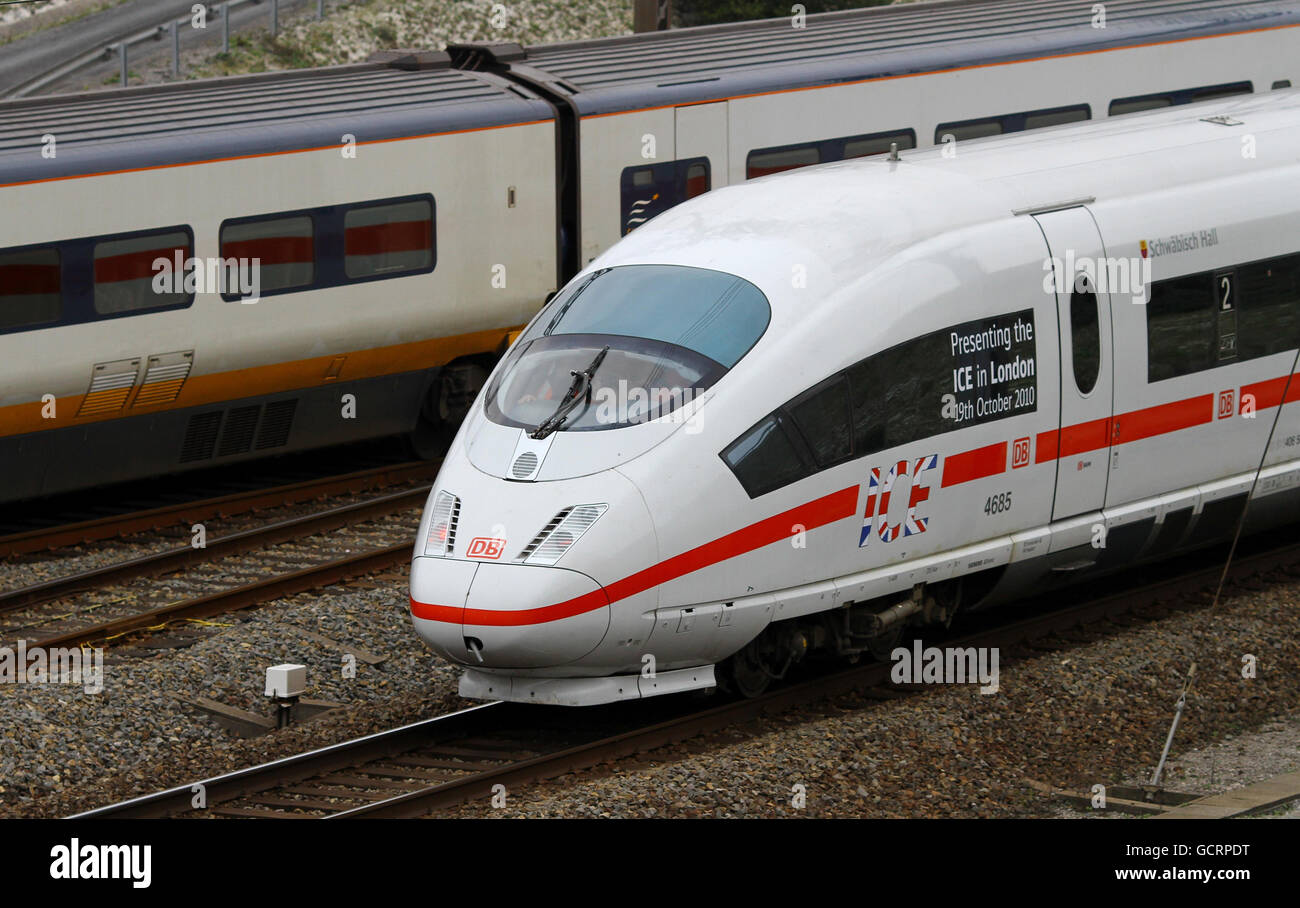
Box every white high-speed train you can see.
[410,87,1300,705]
[2,0,1296,504]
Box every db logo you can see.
[1011,437,1031,469]
[467,537,507,560]
[1218,390,1235,420]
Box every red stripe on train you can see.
[940,441,1006,488]
[410,485,860,626]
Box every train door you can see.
[674,102,728,194]
[1032,206,1115,520]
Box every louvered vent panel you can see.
[179,411,223,463]
[76,358,140,416]
[516,508,572,562]
[255,399,297,449]
[217,405,260,456]
[132,351,194,407]
[511,450,539,479]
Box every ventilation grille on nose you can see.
[424,490,461,557]
[511,450,539,479]
[517,504,608,565]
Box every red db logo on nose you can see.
[467,537,506,560]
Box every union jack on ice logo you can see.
[859,454,939,546]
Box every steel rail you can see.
[76,531,1300,819]
[0,485,428,613]
[0,460,436,557]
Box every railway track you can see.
[0,484,432,651]
[0,457,438,557]
[75,530,1300,818]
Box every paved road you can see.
[0,0,199,95]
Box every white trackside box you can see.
[264,664,306,698]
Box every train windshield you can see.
[485,264,770,433]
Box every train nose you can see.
[410,557,610,668]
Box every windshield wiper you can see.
[529,346,609,440]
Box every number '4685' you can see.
[984,492,1012,515]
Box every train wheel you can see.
[722,643,772,698]
[408,360,491,460]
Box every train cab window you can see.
[1146,273,1216,381]
[843,131,915,159]
[485,264,769,433]
[92,228,192,314]
[788,375,853,467]
[746,144,821,179]
[343,197,434,280]
[220,215,314,299]
[0,246,61,330]
[721,413,812,498]
[1070,280,1101,395]
[620,157,711,235]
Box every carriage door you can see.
[1032,206,1115,520]
[674,102,728,194]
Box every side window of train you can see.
[220,214,314,300]
[1147,252,1300,382]
[721,310,1038,498]
[1146,273,1216,381]
[343,197,435,279]
[746,130,916,180]
[935,106,1088,144]
[1070,279,1101,395]
[721,413,813,498]
[788,375,854,467]
[620,157,710,235]
[92,227,193,314]
[1237,253,1300,359]
[1110,81,1252,116]
[0,245,61,331]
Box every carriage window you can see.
[220,215,314,298]
[1111,81,1252,116]
[722,310,1037,498]
[746,144,820,179]
[0,246,61,330]
[1024,106,1090,129]
[843,130,915,159]
[1237,253,1300,360]
[788,375,853,467]
[1070,282,1101,395]
[1146,273,1216,381]
[936,118,1001,143]
[93,228,192,314]
[343,198,434,279]
[620,157,711,234]
[721,413,811,498]
[1109,95,1172,115]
